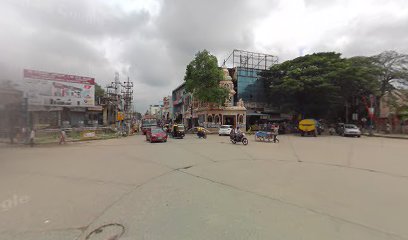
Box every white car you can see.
[218,125,233,136]
[343,124,361,137]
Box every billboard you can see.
[22,69,95,107]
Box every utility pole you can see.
[121,77,134,135]
[369,94,375,135]
[106,72,124,134]
[345,101,349,123]
[190,95,194,129]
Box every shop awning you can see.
[247,113,269,116]
[87,106,103,111]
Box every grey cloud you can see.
[129,0,280,107]
[119,0,280,110]
[124,38,175,87]
[313,14,408,57]
[304,0,340,8]
[5,0,151,38]
[1,0,407,112]
[157,0,276,55]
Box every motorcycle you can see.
[230,132,248,145]
[197,130,207,139]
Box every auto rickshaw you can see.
[171,124,185,139]
[298,119,320,137]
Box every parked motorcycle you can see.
[328,125,336,135]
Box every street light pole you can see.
[189,95,194,129]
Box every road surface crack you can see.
[178,170,407,240]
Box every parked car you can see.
[146,128,168,143]
[218,125,233,136]
[342,124,361,137]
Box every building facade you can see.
[148,104,162,117]
[183,68,247,130]
[14,69,102,128]
[161,96,172,121]
[0,83,25,140]
[172,83,186,124]
[378,90,408,133]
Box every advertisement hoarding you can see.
[21,69,95,107]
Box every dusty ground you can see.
[1,134,408,240]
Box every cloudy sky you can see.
[1,0,407,111]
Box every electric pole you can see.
[121,77,134,135]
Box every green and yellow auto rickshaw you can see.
[171,124,185,139]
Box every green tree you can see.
[371,51,408,118]
[262,52,343,118]
[184,50,229,104]
[95,83,105,102]
[371,50,408,97]
[330,56,381,121]
[261,52,380,120]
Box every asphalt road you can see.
[1,134,408,240]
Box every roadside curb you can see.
[0,135,133,148]
[363,133,408,140]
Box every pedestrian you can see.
[59,129,66,144]
[272,124,280,143]
[9,127,16,144]
[386,122,391,134]
[29,129,35,147]
[21,127,27,144]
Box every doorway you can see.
[223,115,235,126]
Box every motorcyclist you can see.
[236,126,242,135]
[231,126,242,141]
[229,128,235,139]
[197,126,206,138]
[230,126,248,145]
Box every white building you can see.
[148,104,162,117]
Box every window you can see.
[208,115,213,122]
[215,115,220,123]
[238,115,244,124]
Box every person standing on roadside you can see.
[59,129,66,144]
[29,128,35,147]
[9,127,16,144]
[272,124,280,143]
[21,127,28,143]
[386,122,391,134]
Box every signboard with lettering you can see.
[80,130,97,140]
[21,69,95,107]
[117,112,124,121]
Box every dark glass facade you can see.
[236,67,267,107]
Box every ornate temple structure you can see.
[183,68,247,130]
